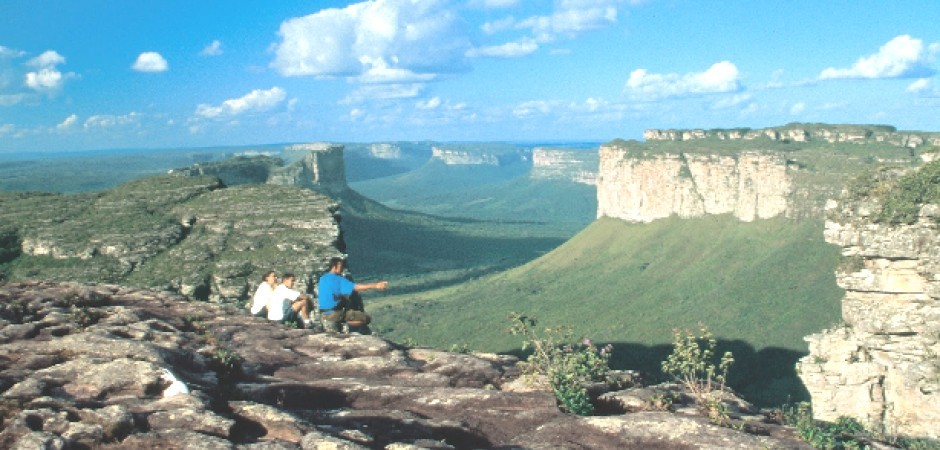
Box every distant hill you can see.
[369,215,844,406]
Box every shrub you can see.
[782,402,870,450]
[508,312,612,415]
[661,323,734,423]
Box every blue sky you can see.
[1,0,938,153]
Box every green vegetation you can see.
[508,313,613,415]
[661,324,734,424]
[371,215,844,406]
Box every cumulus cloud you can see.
[195,87,287,119]
[467,38,538,58]
[512,99,555,118]
[819,35,936,80]
[57,114,78,130]
[271,0,471,82]
[517,0,618,42]
[200,40,223,56]
[24,50,74,93]
[132,52,169,73]
[625,61,742,100]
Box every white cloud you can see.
[57,114,78,130]
[467,37,539,58]
[0,46,26,59]
[908,78,930,92]
[819,35,936,80]
[789,102,806,115]
[512,99,554,118]
[0,94,28,106]
[340,83,425,104]
[132,52,169,73]
[83,112,142,129]
[195,87,287,119]
[24,50,74,93]
[200,40,223,56]
[625,61,742,100]
[481,16,517,35]
[469,0,519,8]
[0,123,14,136]
[517,0,619,42]
[711,93,752,109]
[271,0,471,82]
[416,96,442,109]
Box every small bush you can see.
[509,312,612,415]
[661,323,734,423]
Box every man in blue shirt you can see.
[317,257,388,332]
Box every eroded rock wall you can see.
[596,145,791,222]
[530,148,598,185]
[798,198,940,438]
[644,124,940,149]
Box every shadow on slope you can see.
[371,215,843,406]
[336,189,577,294]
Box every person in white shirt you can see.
[272,273,313,328]
[249,271,279,316]
[249,271,313,328]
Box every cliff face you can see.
[530,148,598,185]
[170,143,349,195]
[430,146,529,166]
[596,145,791,222]
[797,168,940,438]
[369,143,402,159]
[645,124,940,149]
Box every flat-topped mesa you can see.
[530,147,598,185]
[644,124,940,148]
[269,143,347,195]
[798,163,940,439]
[369,143,402,159]
[596,144,792,223]
[170,143,349,195]
[430,146,530,166]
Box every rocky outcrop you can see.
[0,176,344,302]
[0,281,812,449]
[596,145,792,222]
[644,124,940,149]
[798,168,940,438]
[530,148,598,185]
[269,143,348,195]
[170,143,349,195]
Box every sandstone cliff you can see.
[596,145,792,222]
[430,146,530,166]
[170,143,349,195]
[798,164,940,439]
[0,281,814,449]
[530,148,598,185]
[644,123,940,149]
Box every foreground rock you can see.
[0,281,810,449]
[799,164,940,439]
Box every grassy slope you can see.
[369,215,844,405]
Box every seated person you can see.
[317,257,388,333]
[249,271,313,328]
[273,273,314,328]
[249,271,278,316]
